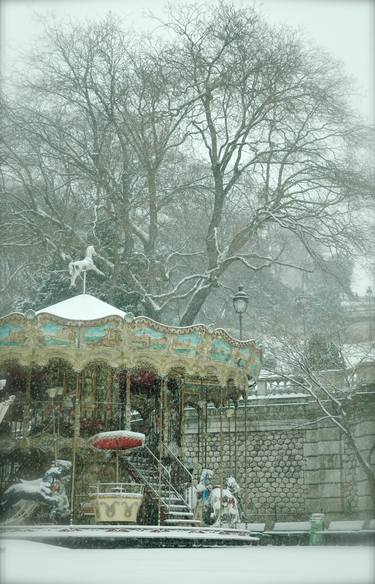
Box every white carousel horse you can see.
[1,460,71,519]
[68,246,105,287]
[188,469,241,528]
[209,476,241,528]
[0,395,15,425]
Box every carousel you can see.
[0,258,262,544]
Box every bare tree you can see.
[1,5,372,324]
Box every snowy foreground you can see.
[1,540,374,584]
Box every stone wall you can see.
[182,392,375,522]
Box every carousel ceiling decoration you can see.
[0,294,262,387]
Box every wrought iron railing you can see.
[125,445,189,508]
[161,441,194,504]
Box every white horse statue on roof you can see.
[68,246,105,288]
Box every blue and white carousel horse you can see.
[190,469,241,528]
[1,459,72,520]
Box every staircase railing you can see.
[161,442,195,507]
[125,446,188,508]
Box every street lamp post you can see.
[232,285,249,526]
[232,285,249,340]
[47,386,64,464]
[366,287,373,343]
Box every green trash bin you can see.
[310,513,325,545]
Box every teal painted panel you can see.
[83,323,118,345]
[173,332,203,357]
[177,333,202,346]
[132,326,168,350]
[40,322,75,347]
[210,339,232,362]
[0,323,25,347]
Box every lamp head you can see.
[233,285,249,314]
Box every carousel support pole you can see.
[83,271,87,294]
[163,376,169,447]
[116,452,119,483]
[21,368,32,447]
[70,371,81,524]
[197,405,201,467]
[158,377,165,526]
[52,394,57,464]
[228,406,232,475]
[178,376,185,458]
[92,366,98,421]
[244,388,248,529]
[219,385,224,528]
[204,384,208,468]
[125,370,132,431]
[105,368,113,424]
[234,402,238,477]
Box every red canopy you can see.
[89,430,145,451]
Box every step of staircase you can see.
[123,448,201,526]
[166,511,195,518]
[164,518,201,525]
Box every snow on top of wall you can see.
[341,342,375,367]
[36,294,126,321]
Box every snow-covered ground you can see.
[1,540,373,584]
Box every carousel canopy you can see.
[36,294,126,321]
[0,294,262,388]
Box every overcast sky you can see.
[1,0,374,293]
[1,0,374,123]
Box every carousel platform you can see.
[1,524,259,548]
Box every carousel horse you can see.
[1,460,72,519]
[209,476,241,527]
[68,246,105,287]
[189,469,241,528]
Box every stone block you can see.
[321,469,342,483]
[306,484,320,498]
[318,497,343,513]
[320,483,341,498]
[356,494,374,512]
[357,480,370,497]
[318,440,342,455]
[317,426,341,441]
[320,454,341,469]
[304,456,321,470]
[305,429,317,442]
[354,436,375,451]
[304,443,320,457]
[304,470,321,484]
[354,421,375,437]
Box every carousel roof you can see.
[36,294,126,321]
[0,294,262,388]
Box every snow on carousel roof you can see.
[36,294,126,321]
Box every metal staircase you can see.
[122,445,200,526]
